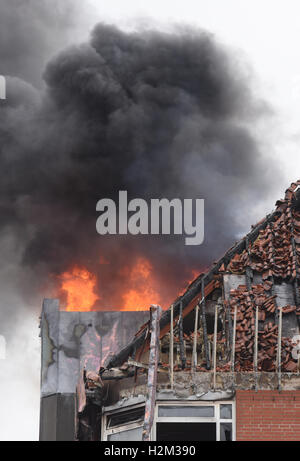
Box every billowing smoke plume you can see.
[0,22,279,313]
[0,0,87,87]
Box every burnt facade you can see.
[40,181,300,441]
[39,299,148,441]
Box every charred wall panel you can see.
[39,299,148,441]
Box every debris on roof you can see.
[103,180,300,377]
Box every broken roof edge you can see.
[106,182,300,369]
[106,211,280,370]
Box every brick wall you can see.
[236,390,300,441]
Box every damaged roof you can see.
[106,181,300,372]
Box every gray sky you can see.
[1,0,300,441]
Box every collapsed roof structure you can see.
[106,181,300,374]
[40,181,300,441]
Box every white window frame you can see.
[152,400,236,441]
[102,400,236,441]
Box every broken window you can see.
[102,401,235,441]
[102,404,145,441]
[107,406,145,428]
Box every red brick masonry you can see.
[236,390,300,441]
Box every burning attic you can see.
[40,181,300,441]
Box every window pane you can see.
[107,407,145,428]
[157,422,216,441]
[220,404,232,419]
[220,423,232,441]
[108,427,143,441]
[158,406,214,417]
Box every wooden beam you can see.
[170,304,174,389]
[101,368,134,380]
[159,279,218,341]
[231,305,237,372]
[213,304,218,390]
[201,278,211,370]
[226,301,233,358]
[192,303,200,370]
[179,301,186,369]
[142,305,162,442]
[127,358,168,373]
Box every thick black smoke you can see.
[0,22,280,312]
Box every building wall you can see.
[39,300,149,441]
[40,299,149,396]
[236,390,300,441]
[40,394,76,441]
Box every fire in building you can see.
[39,181,300,441]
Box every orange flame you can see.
[60,266,99,311]
[177,268,201,296]
[121,257,161,311]
[57,258,201,312]
[187,269,200,286]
